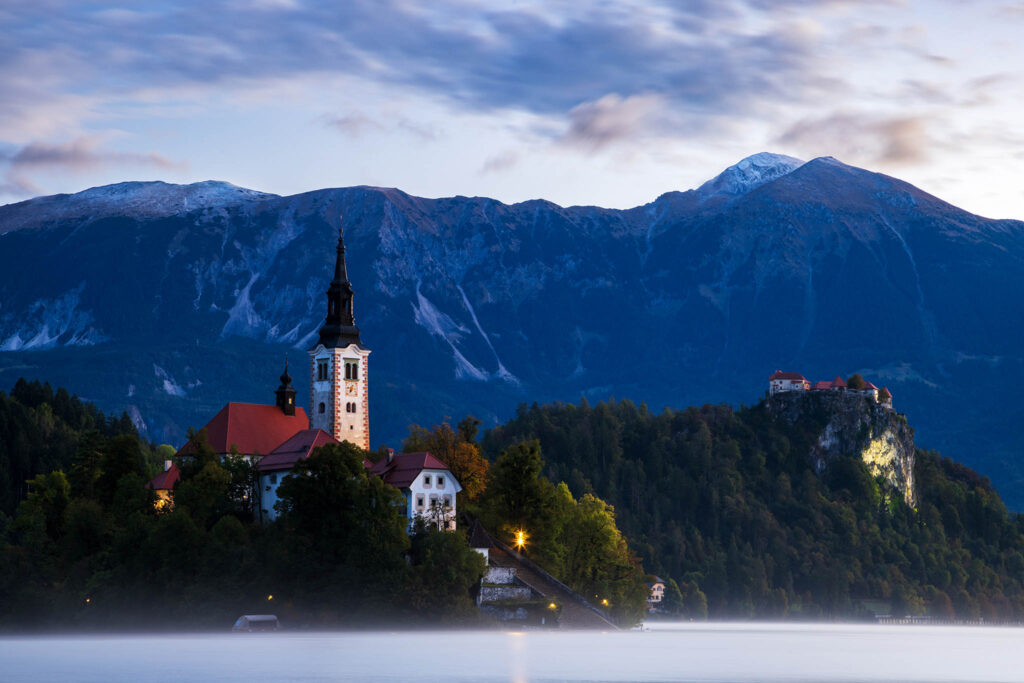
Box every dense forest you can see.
[0,379,150,515]
[482,399,1024,620]
[6,377,1024,628]
[0,381,647,630]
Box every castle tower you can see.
[308,219,371,449]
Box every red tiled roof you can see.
[831,376,847,389]
[863,382,878,391]
[812,381,832,390]
[770,370,807,381]
[369,451,454,490]
[146,463,180,491]
[879,387,892,399]
[257,429,339,472]
[178,403,309,457]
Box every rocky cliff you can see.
[769,391,916,506]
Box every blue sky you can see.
[2,0,1023,218]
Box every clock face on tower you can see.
[345,383,358,396]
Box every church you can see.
[147,221,460,529]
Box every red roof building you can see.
[769,370,807,381]
[369,451,463,530]
[146,462,181,510]
[178,402,309,457]
[769,370,810,396]
[258,429,339,473]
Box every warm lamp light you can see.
[514,529,528,551]
[548,602,557,610]
[601,598,609,606]
[267,594,274,601]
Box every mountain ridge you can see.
[2,154,1023,506]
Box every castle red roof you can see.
[770,370,807,381]
[146,463,180,491]
[258,429,339,472]
[177,402,309,457]
[812,381,832,390]
[369,451,454,490]
[831,376,847,389]
[863,381,878,391]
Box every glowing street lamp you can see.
[514,529,528,551]
[267,594,274,601]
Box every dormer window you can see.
[317,360,328,381]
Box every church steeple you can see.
[275,359,296,416]
[318,218,362,348]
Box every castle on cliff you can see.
[769,370,893,409]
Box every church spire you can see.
[317,216,362,348]
[275,358,296,416]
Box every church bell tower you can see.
[308,217,371,449]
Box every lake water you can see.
[2,622,1022,682]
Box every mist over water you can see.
[1,622,1021,682]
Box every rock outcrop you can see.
[769,391,916,506]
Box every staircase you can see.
[487,545,618,630]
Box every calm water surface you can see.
[1,622,1021,682]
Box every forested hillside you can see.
[0,379,143,514]
[482,399,1024,620]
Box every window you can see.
[415,495,425,509]
[270,473,278,485]
[443,495,452,509]
[345,360,359,380]
[316,359,328,381]
[318,402,325,414]
[437,476,445,488]
[423,474,431,487]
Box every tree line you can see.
[0,381,648,629]
[482,398,1024,620]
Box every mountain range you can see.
[2,153,1023,506]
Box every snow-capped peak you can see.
[1,180,277,235]
[696,152,806,201]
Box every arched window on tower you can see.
[345,360,359,380]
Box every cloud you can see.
[322,112,439,141]
[0,137,184,198]
[5,137,179,171]
[480,150,519,174]
[0,1,829,138]
[559,93,667,151]
[776,113,931,165]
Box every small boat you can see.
[232,614,280,632]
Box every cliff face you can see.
[769,391,916,507]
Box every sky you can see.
[1,0,1023,218]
